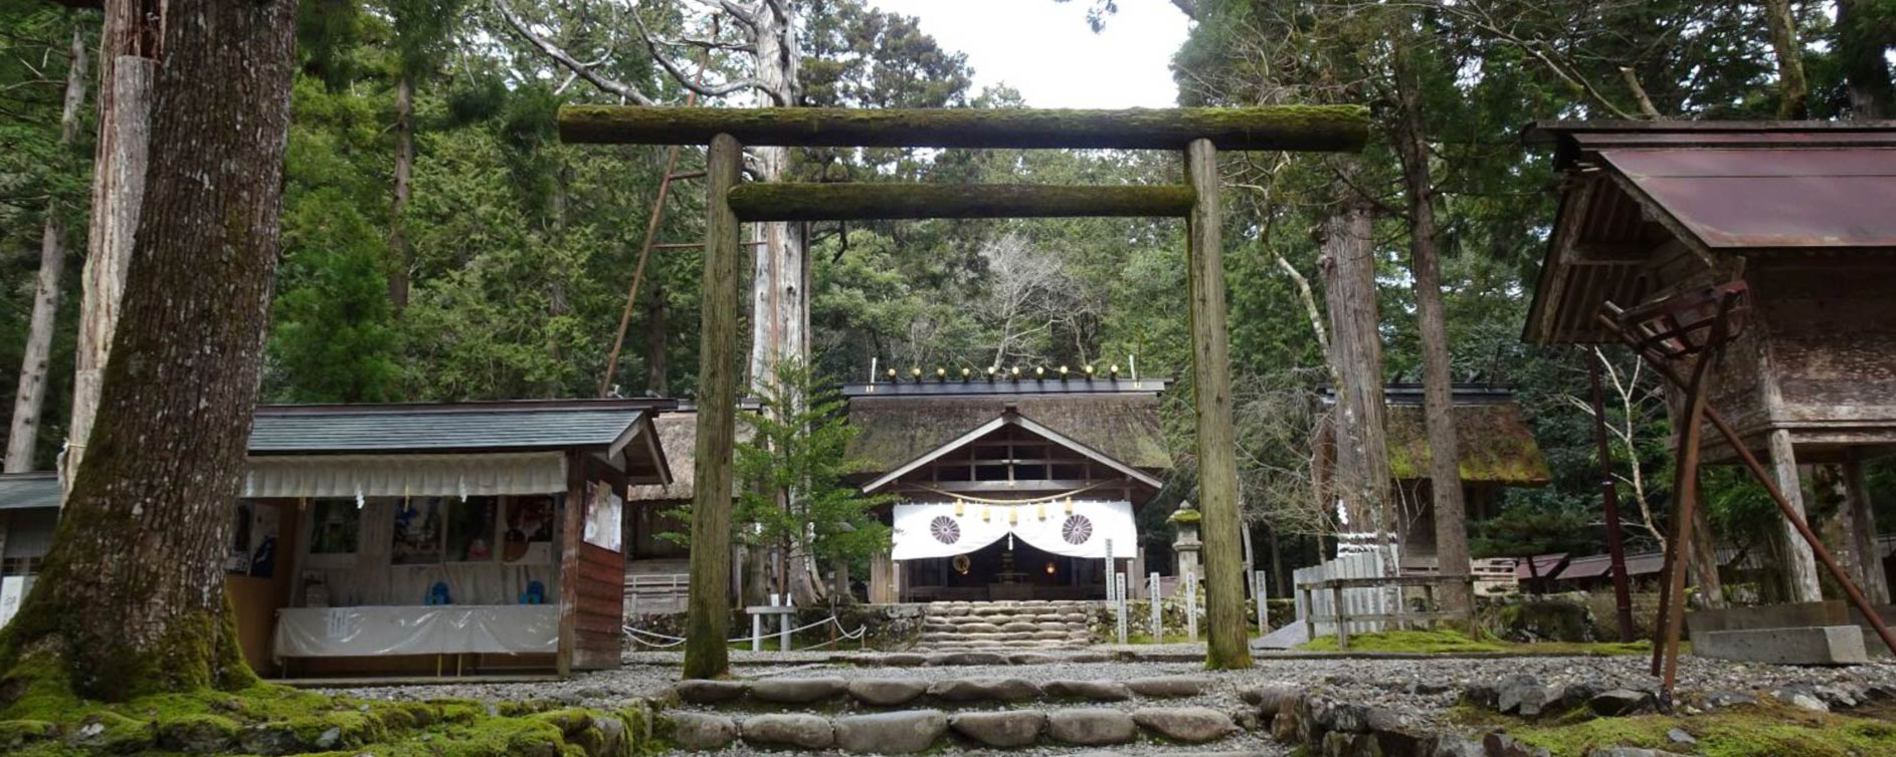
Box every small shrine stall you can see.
[0,472,60,627]
[1315,385,1552,562]
[846,372,1171,603]
[233,399,673,678]
[1523,121,1896,605]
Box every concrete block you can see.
[1693,625,1868,665]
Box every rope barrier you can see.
[622,613,868,650]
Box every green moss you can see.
[1456,700,1896,757]
[1167,508,1202,525]
[1297,628,1655,656]
[0,719,56,750]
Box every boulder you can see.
[1238,683,1300,713]
[926,651,1010,666]
[928,677,1042,702]
[1045,679,1134,702]
[1010,652,1060,665]
[1433,736,1486,757]
[1126,675,1212,698]
[833,710,947,754]
[751,676,847,704]
[1132,707,1238,744]
[1698,690,1757,710]
[848,679,930,707]
[949,710,1047,747]
[1494,674,1544,715]
[1483,731,1552,757]
[664,712,738,751]
[741,714,834,750]
[1046,708,1138,746]
[674,679,748,704]
[1588,689,1655,717]
[156,716,239,754]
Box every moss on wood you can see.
[559,105,1371,152]
[727,183,1196,222]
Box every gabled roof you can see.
[1319,386,1551,486]
[248,399,675,455]
[1522,120,1896,344]
[858,409,1165,494]
[0,472,60,511]
[844,379,1171,474]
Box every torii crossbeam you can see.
[556,104,1369,678]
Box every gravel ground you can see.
[311,652,1896,755]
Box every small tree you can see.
[736,360,891,604]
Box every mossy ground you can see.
[0,662,654,757]
[1451,700,1896,757]
[1296,628,1655,656]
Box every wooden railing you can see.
[1296,575,1476,651]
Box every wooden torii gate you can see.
[558,105,1369,678]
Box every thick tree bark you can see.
[389,72,415,311]
[68,0,161,494]
[559,104,1372,151]
[1,0,299,700]
[1836,0,1893,119]
[1391,47,1473,619]
[646,281,668,395]
[5,28,88,474]
[1318,192,1393,547]
[1762,0,1809,119]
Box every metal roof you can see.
[1522,121,1896,345]
[248,399,673,454]
[0,472,60,511]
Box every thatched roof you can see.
[627,409,756,502]
[845,389,1172,474]
[1380,389,1551,485]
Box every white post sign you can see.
[1148,572,1162,641]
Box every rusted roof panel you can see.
[1599,148,1896,249]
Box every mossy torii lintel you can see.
[558,105,1369,680]
[557,104,1371,151]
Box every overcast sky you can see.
[866,0,1191,109]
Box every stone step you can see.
[661,705,1244,754]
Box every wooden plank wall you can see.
[574,543,626,670]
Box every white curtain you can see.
[892,499,1136,561]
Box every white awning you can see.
[891,499,1136,561]
[243,453,567,498]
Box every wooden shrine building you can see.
[0,472,60,627]
[846,371,1171,603]
[1523,120,1896,604]
[1316,385,1551,559]
[230,399,673,677]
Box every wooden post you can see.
[1332,584,1350,650]
[1149,572,1162,641]
[557,451,586,677]
[1185,138,1252,669]
[682,134,744,680]
[1652,344,1714,692]
[1588,352,1638,642]
[1843,451,1890,604]
[1767,429,1823,603]
[1254,570,1269,637]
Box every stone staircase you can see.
[656,673,1282,755]
[917,600,1097,650]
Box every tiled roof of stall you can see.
[0,472,60,510]
[248,399,675,454]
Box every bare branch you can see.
[495,0,654,105]
[1618,66,1663,119]
[632,10,779,103]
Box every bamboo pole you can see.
[682,134,743,680]
[1185,138,1251,670]
[727,183,1196,222]
[561,105,1370,151]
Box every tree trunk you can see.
[1318,189,1392,547]
[1392,45,1473,620]
[1762,0,1809,119]
[646,281,668,395]
[4,27,87,474]
[68,0,162,495]
[388,72,415,311]
[1,0,299,700]
[1835,0,1893,119]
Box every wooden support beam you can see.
[557,449,584,678]
[727,183,1196,221]
[682,133,743,680]
[560,105,1371,152]
[1184,138,1251,670]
